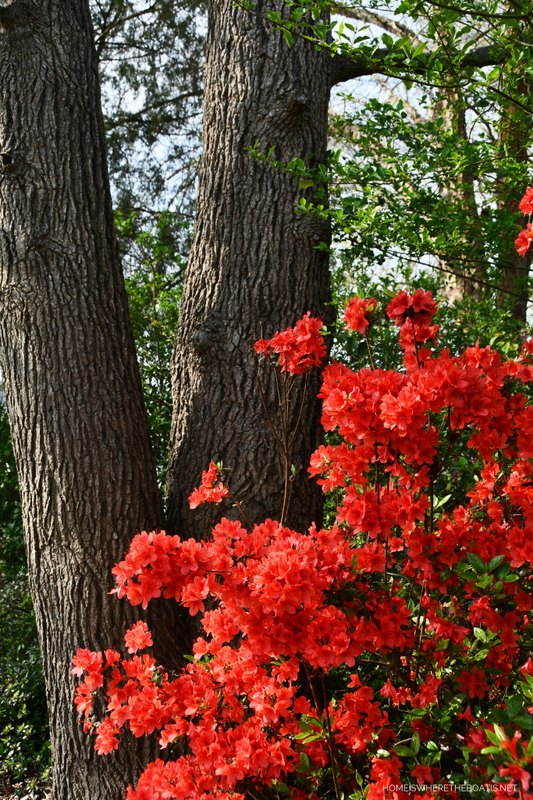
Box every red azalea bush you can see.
[73,194,533,800]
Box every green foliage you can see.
[0,577,50,784]
[0,406,23,576]
[264,0,532,326]
[117,210,185,483]
[0,405,49,786]
[88,1,206,480]
[325,84,531,317]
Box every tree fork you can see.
[167,0,332,539]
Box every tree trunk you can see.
[496,73,532,324]
[0,3,187,798]
[167,0,332,539]
[431,80,487,303]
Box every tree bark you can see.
[0,2,187,798]
[167,0,332,539]
[330,42,510,88]
[496,71,532,324]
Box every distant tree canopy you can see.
[93,0,206,219]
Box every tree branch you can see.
[105,90,202,131]
[95,1,159,55]
[332,3,424,47]
[416,0,532,22]
[330,42,507,87]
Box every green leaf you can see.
[267,10,282,24]
[282,28,293,47]
[496,561,511,579]
[434,493,451,510]
[505,695,523,718]
[492,724,507,742]
[393,745,414,757]
[512,714,533,729]
[466,553,487,573]
[295,752,311,772]
[488,555,505,572]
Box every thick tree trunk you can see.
[0,3,186,798]
[497,75,532,324]
[493,4,532,324]
[167,1,332,539]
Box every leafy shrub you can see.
[73,290,533,799]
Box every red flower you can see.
[519,186,533,215]
[515,223,533,257]
[411,674,442,707]
[189,461,229,509]
[344,296,377,334]
[94,718,120,755]
[71,648,103,677]
[386,289,437,327]
[519,658,533,676]
[74,682,95,717]
[457,667,490,699]
[73,286,533,799]
[499,764,531,793]
[411,764,437,785]
[124,621,153,654]
[254,312,326,374]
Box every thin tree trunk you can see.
[432,86,487,303]
[167,0,332,539]
[0,2,186,798]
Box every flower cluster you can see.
[344,296,377,334]
[515,187,533,257]
[254,312,326,374]
[188,461,229,509]
[74,292,533,800]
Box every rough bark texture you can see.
[0,2,187,798]
[167,1,332,539]
[497,74,532,324]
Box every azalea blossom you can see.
[254,312,326,374]
[343,296,377,334]
[73,289,533,800]
[519,186,533,216]
[188,461,229,509]
[124,621,153,654]
[515,222,533,257]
